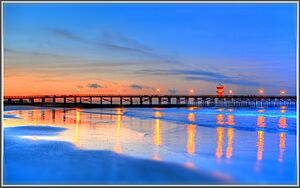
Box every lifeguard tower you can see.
[216,83,224,97]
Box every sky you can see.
[3,3,298,96]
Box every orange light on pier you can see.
[189,89,194,95]
[280,90,286,95]
[228,90,233,95]
[35,88,38,95]
[258,89,264,95]
[156,88,160,95]
[187,124,196,155]
[117,89,121,95]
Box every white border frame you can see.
[1,1,299,187]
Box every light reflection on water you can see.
[4,106,297,184]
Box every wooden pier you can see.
[3,94,297,108]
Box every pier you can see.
[3,94,297,108]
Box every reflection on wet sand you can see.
[187,112,196,156]
[114,108,123,154]
[257,130,264,161]
[74,109,80,147]
[216,114,235,126]
[255,129,265,172]
[278,117,287,129]
[188,112,195,122]
[277,111,287,163]
[278,132,286,162]
[153,111,162,160]
[52,109,55,123]
[226,128,234,159]
[255,109,289,168]
[185,112,196,168]
[33,110,37,126]
[217,114,225,125]
[216,114,235,160]
[187,124,196,155]
[227,115,235,126]
[257,116,265,128]
[216,127,224,160]
[280,106,287,114]
[41,110,45,120]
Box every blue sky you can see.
[3,3,297,95]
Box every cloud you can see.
[4,47,75,59]
[129,84,155,90]
[169,88,177,94]
[50,29,88,43]
[86,83,103,89]
[138,69,229,79]
[185,76,261,86]
[137,69,261,86]
[48,28,181,65]
[49,28,155,56]
[130,84,143,90]
[101,31,153,52]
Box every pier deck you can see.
[4,94,297,108]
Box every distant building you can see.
[216,83,224,96]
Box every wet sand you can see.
[3,105,296,185]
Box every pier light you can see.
[259,89,264,95]
[118,89,121,95]
[77,88,80,94]
[229,90,233,95]
[35,88,38,95]
[189,89,194,95]
[280,90,286,95]
[156,88,160,95]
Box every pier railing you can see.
[3,94,297,108]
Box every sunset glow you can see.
[3,3,296,96]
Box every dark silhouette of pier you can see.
[4,94,297,108]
